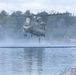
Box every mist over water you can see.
[0,39,76,47]
[0,28,76,47]
[0,35,76,47]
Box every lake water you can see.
[0,48,76,75]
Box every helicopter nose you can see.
[23,25,30,30]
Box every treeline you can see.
[0,10,76,40]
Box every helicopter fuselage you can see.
[23,25,45,37]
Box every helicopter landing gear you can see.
[24,34,27,36]
[44,27,46,31]
[38,37,41,42]
[31,34,33,37]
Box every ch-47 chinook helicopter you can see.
[23,17,45,42]
[23,11,46,42]
[23,11,65,42]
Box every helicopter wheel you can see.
[44,34,45,37]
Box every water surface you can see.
[0,48,76,75]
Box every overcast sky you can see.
[0,0,76,14]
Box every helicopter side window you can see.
[36,17,42,26]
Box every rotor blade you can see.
[33,13,67,16]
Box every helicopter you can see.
[23,11,46,42]
[23,11,66,42]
